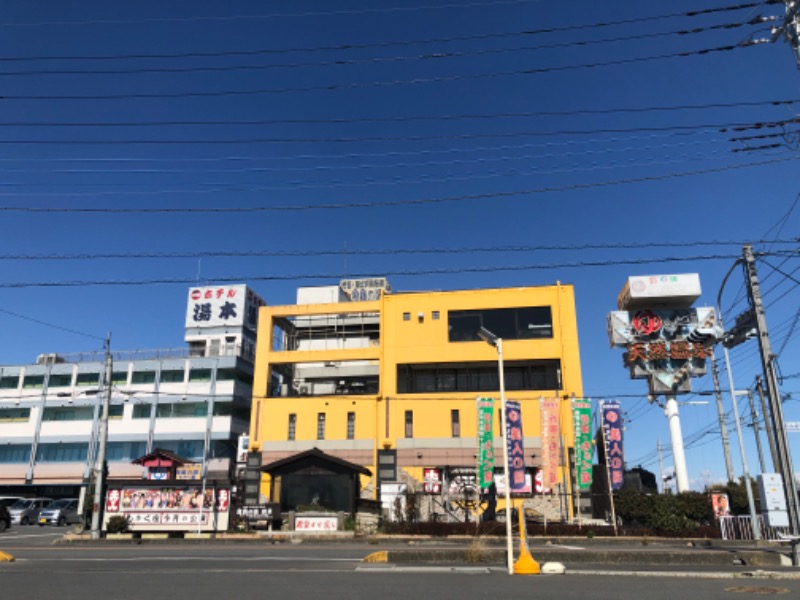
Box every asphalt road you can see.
[2,532,800,600]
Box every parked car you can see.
[0,504,10,533]
[38,498,81,527]
[9,498,52,526]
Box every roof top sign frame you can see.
[617,273,701,311]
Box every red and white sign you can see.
[423,468,442,494]
[185,284,265,331]
[294,516,338,531]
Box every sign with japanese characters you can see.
[185,284,265,331]
[602,401,625,491]
[572,399,593,491]
[295,516,338,531]
[476,397,495,489]
[505,400,526,492]
[423,468,443,494]
[339,278,391,301]
[104,486,230,532]
[540,398,560,489]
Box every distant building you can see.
[0,284,263,504]
[249,281,584,517]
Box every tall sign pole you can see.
[743,245,800,535]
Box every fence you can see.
[719,515,790,541]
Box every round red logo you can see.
[632,310,662,335]
[190,289,201,300]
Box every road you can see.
[2,530,800,599]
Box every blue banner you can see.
[602,401,625,491]
[505,400,527,492]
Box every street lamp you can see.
[477,327,514,575]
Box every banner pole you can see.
[600,401,618,536]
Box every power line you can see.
[0,98,794,128]
[0,238,793,262]
[0,17,773,77]
[0,1,772,31]
[0,42,764,101]
[0,154,796,213]
[0,307,104,341]
[0,252,758,289]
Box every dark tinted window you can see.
[448,307,553,342]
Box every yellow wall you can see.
[249,284,583,499]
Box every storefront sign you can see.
[422,468,442,494]
[105,486,230,532]
[476,397,495,489]
[295,516,338,531]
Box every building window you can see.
[0,444,31,463]
[432,311,440,320]
[155,403,208,418]
[111,371,128,385]
[397,360,561,394]
[451,409,460,437]
[49,374,72,387]
[160,369,185,384]
[288,413,297,441]
[22,375,45,389]
[131,370,156,384]
[76,373,100,386]
[317,413,326,440]
[189,368,212,383]
[405,410,413,438]
[0,375,19,389]
[36,443,89,463]
[347,412,356,440]
[403,312,410,321]
[132,404,153,419]
[448,306,553,342]
[0,408,30,423]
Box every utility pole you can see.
[747,388,767,474]
[755,375,779,471]
[657,439,666,493]
[710,354,736,482]
[773,1,800,67]
[90,337,112,540]
[743,244,800,535]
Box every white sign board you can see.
[786,422,800,433]
[294,515,338,531]
[185,284,265,331]
[618,274,701,310]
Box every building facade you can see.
[0,285,262,505]
[250,282,584,517]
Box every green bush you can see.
[106,515,130,534]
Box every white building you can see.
[0,284,263,501]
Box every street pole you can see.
[657,439,666,493]
[747,388,767,474]
[717,262,761,541]
[664,395,689,493]
[755,376,779,470]
[743,244,800,535]
[711,355,736,482]
[496,338,514,575]
[477,327,514,575]
[90,337,112,539]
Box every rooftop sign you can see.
[617,274,701,310]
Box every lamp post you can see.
[477,327,514,575]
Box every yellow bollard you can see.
[513,505,540,575]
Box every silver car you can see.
[9,498,52,526]
[38,498,81,527]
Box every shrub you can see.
[106,515,130,534]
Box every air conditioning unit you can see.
[36,353,64,365]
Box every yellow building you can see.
[250,282,583,514]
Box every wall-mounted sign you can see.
[339,278,391,301]
[422,468,442,494]
[185,284,265,331]
[295,516,338,531]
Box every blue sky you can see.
[0,0,798,490]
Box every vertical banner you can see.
[505,400,526,492]
[572,399,593,491]
[476,398,495,489]
[540,398,560,489]
[602,401,625,490]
